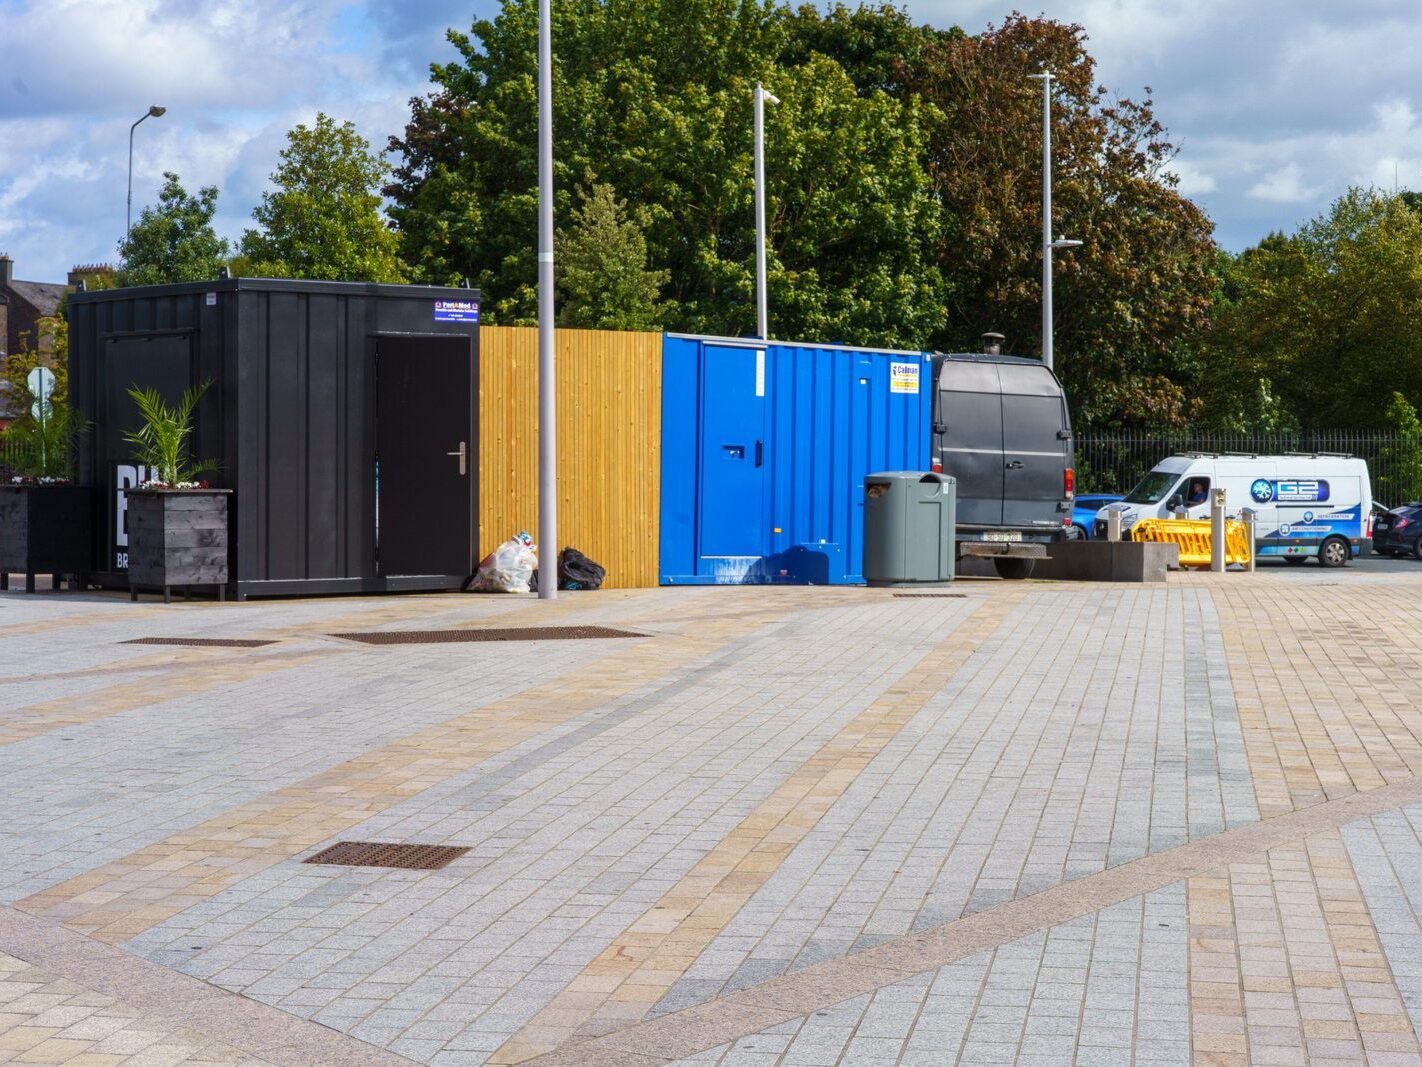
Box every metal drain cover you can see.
[332,626,645,645]
[892,593,970,599]
[304,842,469,870]
[123,637,276,648]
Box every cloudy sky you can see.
[2,0,1420,283]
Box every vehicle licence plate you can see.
[983,531,1023,543]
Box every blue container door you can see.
[698,344,767,559]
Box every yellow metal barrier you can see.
[1131,518,1252,569]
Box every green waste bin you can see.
[863,471,956,585]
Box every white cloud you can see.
[1247,163,1318,204]
[0,0,473,280]
[1165,160,1217,196]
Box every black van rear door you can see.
[1000,363,1067,527]
[937,360,1004,526]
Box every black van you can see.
[930,352,1073,578]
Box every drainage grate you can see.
[123,637,276,648]
[304,841,469,870]
[331,625,645,645]
[892,593,970,599]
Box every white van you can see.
[1095,453,1372,567]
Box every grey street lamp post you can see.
[537,0,557,599]
[126,105,167,235]
[1028,73,1080,372]
[754,82,779,340]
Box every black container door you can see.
[375,336,474,576]
[102,334,193,571]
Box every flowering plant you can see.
[135,480,211,490]
[7,474,73,486]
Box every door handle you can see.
[446,441,467,476]
[1006,460,1025,469]
[755,440,764,467]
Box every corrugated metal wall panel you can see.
[478,327,661,589]
[659,336,930,585]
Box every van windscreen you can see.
[1124,470,1181,505]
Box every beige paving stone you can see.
[1187,828,1422,1063]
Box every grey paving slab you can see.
[670,884,1188,1065]
[656,588,1254,1012]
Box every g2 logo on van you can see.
[1250,479,1330,504]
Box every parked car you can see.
[1071,493,1123,539]
[1374,502,1422,558]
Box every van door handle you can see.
[1006,460,1025,469]
[755,440,764,467]
[446,441,467,476]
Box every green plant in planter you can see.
[2,402,86,483]
[122,380,219,487]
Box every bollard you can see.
[1210,487,1227,573]
[1173,505,1188,520]
[1106,508,1122,542]
[1241,507,1257,573]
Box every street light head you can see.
[148,105,166,118]
[1051,238,1083,250]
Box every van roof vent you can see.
[981,332,1005,355]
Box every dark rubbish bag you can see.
[558,546,606,591]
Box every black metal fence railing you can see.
[1075,431,1422,507]
[0,437,27,479]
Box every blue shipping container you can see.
[659,334,930,585]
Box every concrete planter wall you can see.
[126,488,231,603]
[0,484,93,592]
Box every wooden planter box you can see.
[126,489,231,603]
[0,484,94,592]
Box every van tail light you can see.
[931,458,943,473]
[1064,467,1075,499]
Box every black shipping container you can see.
[68,278,481,598]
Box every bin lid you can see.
[865,471,955,485]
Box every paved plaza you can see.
[2,565,1422,1065]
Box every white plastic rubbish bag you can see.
[471,532,538,593]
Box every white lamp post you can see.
[537,0,557,599]
[754,82,779,339]
[126,105,166,235]
[1028,73,1080,371]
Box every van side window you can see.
[1184,477,1211,506]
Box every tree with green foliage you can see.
[900,15,1217,428]
[1199,189,1422,430]
[117,173,231,286]
[386,0,945,346]
[555,182,668,329]
[1375,392,1422,504]
[240,114,406,283]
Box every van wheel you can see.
[1319,536,1350,568]
[994,557,1035,580]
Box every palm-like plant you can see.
[122,380,219,486]
[2,403,87,481]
